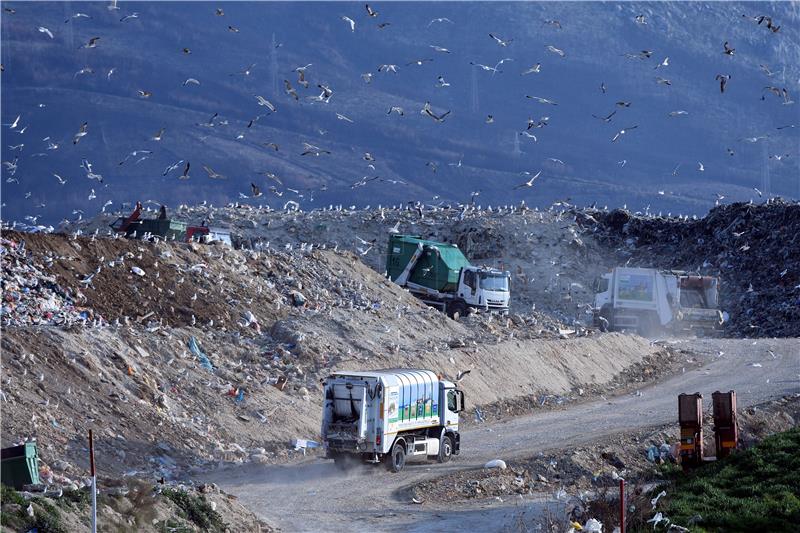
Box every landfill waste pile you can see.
[1,237,103,327]
[585,199,800,337]
[0,229,666,483]
[72,199,799,337]
[71,202,620,324]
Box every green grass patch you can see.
[661,427,800,532]
[161,487,226,532]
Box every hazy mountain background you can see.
[1,1,798,226]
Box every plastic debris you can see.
[131,266,145,276]
[187,336,213,371]
[583,518,603,532]
[484,459,507,470]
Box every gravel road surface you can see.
[209,338,799,532]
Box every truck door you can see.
[441,388,463,429]
[460,270,477,302]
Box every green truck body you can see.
[386,235,470,293]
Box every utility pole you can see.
[89,430,97,533]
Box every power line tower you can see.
[270,33,279,96]
[511,131,522,158]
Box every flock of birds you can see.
[1,3,797,230]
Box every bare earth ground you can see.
[207,337,799,532]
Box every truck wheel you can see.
[448,302,467,320]
[438,435,453,463]
[387,442,406,472]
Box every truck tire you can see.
[387,442,406,472]
[437,435,453,463]
[448,301,467,320]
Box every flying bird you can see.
[227,25,239,32]
[428,17,454,26]
[723,41,735,55]
[120,13,139,22]
[430,45,450,53]
[378,64,399,73]
[251,183,262,197]
[715,74,731,93]
[436,75,450,87]
[513,170,542,189]
[592,110,616,122]
[301,142,331,156]
[406,58,433,66]
[421,101,450,123]
[255,95,276,112]
[611,125,638,142]
[151,127,165,141]
[489,33,513,47]
[336,113,354,123]
[72,122,88,144]
[655,76,672,86]
[179,161,191,179]
[284,80,299,100]
[65,12,91,23]
[365,4,378,17]
[183,78,200,86]
[521,64,541,75]
[668,110,689,117]
[387,106,404,116]
[526,95,558,105]
[341,16,356,32]
[545,45,565,57]
[137,89,152,98]
[697,162,705,171]
[162,160,184,176]
[202,165,226,179]
[38,27,54,39]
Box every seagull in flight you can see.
[120,12,139,22]
[163,160,184,176]
[526,95,558,105]
[73,122,88,144]
[715,74,731,93]
[255,95,276,112]
[65,13,92,23]
[521,64,541,75]
[697,162,705,171]
[611,125,638,142]
[436,75,450,88]
[421,101,450,123]
[38,26,54,39]
[336,113,354,123]
[179,161,191,180]
[365,4,378,17]
[489,33,513,46]
[428,17,454,26]
[378,64,399,73]
[592,110,616,122]
[301,142,331,156]
[430,45,451,53]
[387,106,405,116]
[545,45,565,57]
[513,170,542,189]
[341,16,356,32]
[202,165,226,179]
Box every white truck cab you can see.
[456,266,511,314]
[321,369,464,472]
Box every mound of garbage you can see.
[588,200,800,337]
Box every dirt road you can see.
[209,338,799,532]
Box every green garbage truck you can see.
[386,235,510,317]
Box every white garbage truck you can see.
[321,369,464,472]
[593,267,724,335]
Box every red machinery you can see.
[678,392,704,468]
[712,390,738,459]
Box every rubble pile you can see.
[1,236,103,327]
[588,200,800,337]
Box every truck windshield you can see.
[479,274,508,292]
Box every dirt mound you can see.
[589,200,800,337]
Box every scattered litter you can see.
[651,489,667,508]
[187,336,213,371]
[130,266,145,277]
[484,459,507,470]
